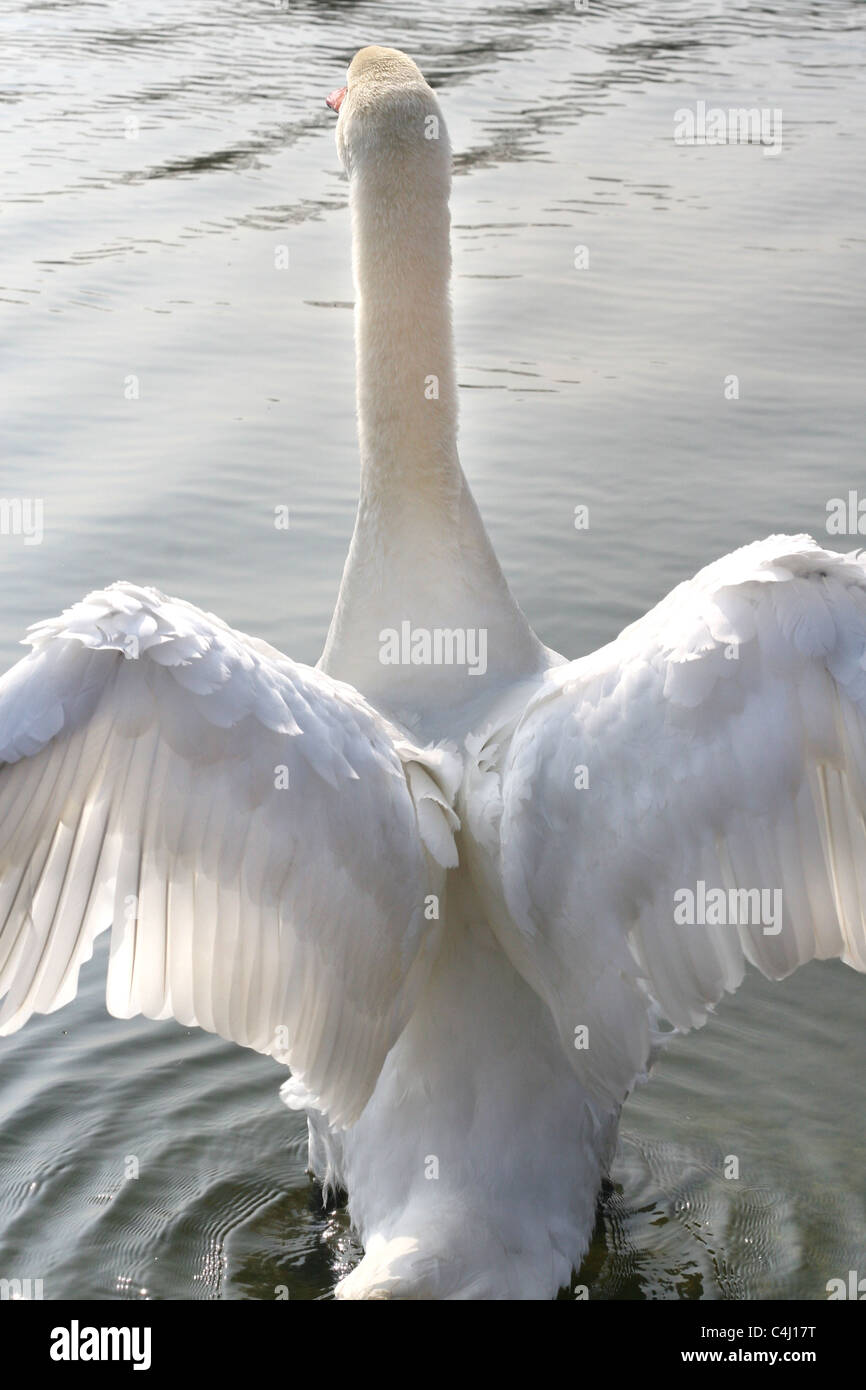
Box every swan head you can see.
[326,46,450,188]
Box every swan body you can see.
[2,46,866,1300]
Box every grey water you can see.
[0,0,864,1299]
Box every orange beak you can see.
[326,86,347,113]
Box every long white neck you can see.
[320,94,547,732]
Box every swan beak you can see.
[326,86,347,113]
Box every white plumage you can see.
[1,46,865,1299]
[0,585,459,1129]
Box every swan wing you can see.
[0,583,459,1126]
[477,536,866,1107]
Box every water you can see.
[1,0,864,1299]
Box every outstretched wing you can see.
[0,583,460,1127]
[470,536,866,1108]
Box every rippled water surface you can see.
[1,0,865,1299]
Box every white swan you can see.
[2,45,866,1301]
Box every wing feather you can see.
[470,536,866,1107]
[0,583,460,1126]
